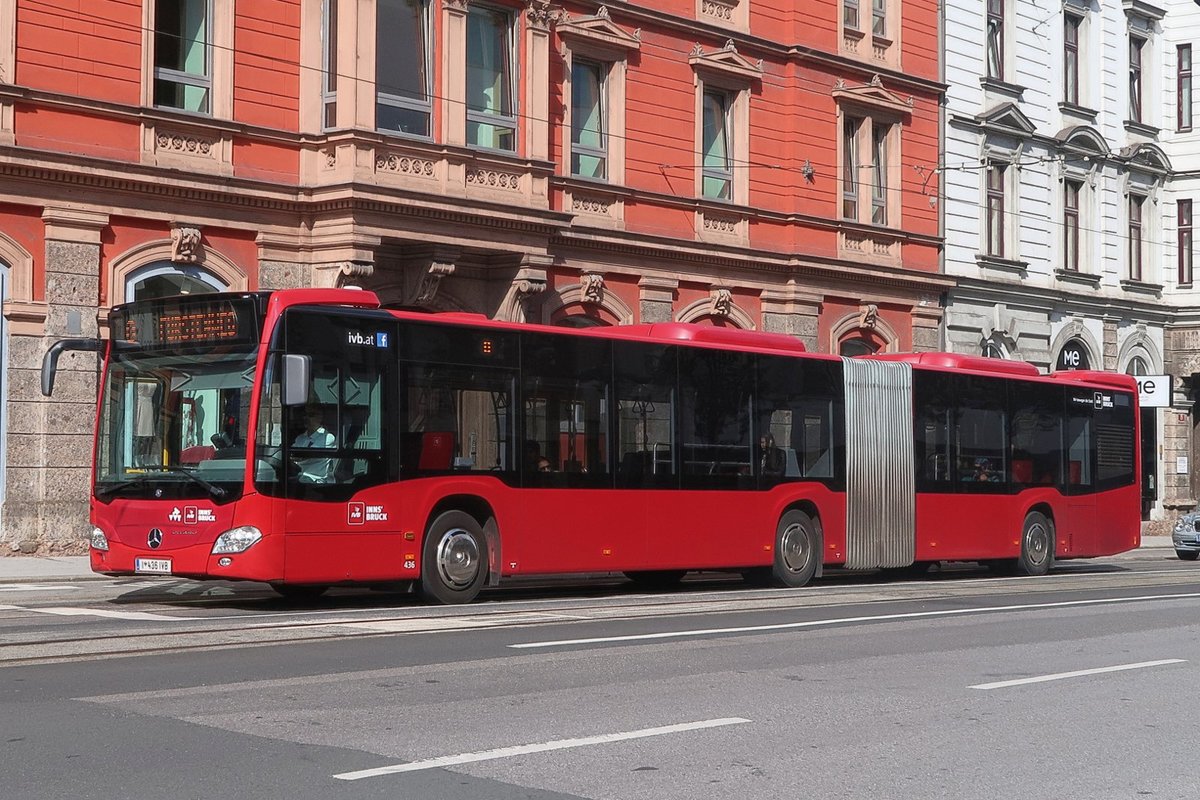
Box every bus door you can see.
[1062,398,1097,555]
[274,310,402,584]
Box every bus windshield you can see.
[96,349,259,502]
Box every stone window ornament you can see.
[709,287,733,318]
[858,302,879,330]
[170,226,202,264]
[581,272,605,305]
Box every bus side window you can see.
[614,342,675,488]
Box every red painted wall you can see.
[16,0,142,104]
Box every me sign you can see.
[1137,375,1172,408]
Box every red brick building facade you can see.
[0,0,945,552]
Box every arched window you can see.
[125,262,228,303]
[839,337,879,357]
[1055,337,1091,371]
[554,315,610,328]
[1125,355,1150,376]
[981,338,1006,359]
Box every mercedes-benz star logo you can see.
[147,528,163,549]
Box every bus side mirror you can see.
[281,354,310,406]
[41,338,102,397]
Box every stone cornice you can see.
[554,227,955,295]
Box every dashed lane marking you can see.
[969,659,1187,690]
[333,717,752,780]
[508,592,1200,649]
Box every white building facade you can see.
[942,0,1171,526]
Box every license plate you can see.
[134,558,172,574]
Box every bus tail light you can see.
[212,526,263,554]
[90,527,109,551]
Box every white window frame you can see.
[700,86,735,202]
[838,111,899,228]
[569,59,609,181]
[376,0,434,139]
[465,4,518,153]
[142,0,232,118]
[321,0,338,130]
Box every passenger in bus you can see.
[971,457,999,483]
[760,433,786,477]
[294,405,336,482]
[524,440,552,473]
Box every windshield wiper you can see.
[95,474,151,499]
[139,466,228,498]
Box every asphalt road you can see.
[2,550,1198,800]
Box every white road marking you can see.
[969,659,1186,690]
[333,717,752,781]
[509,592,1200,649]
[0,584,79,592]
[0,605,200,622]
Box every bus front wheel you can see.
[772,510,819,588]
[1016,511,1054,576]
[420,510,489,604]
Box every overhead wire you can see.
[15,0,1186,250]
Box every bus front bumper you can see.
[90,533,284,583]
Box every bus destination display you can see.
[113,298,259,349]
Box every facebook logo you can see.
[376,332,389,348]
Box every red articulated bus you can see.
[41,289,1141,603]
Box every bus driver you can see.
[294,405,336,482]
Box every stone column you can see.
[1102,317,1118,371]
[524,1,553,161]
[1163,382,1196,516]
[638,277,677,323]
[759,286,820,350]
[912,304,943,353]
[443,0,469,147]
[2,208,107,555]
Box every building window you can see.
[126,263,227,303]
[840,114,896,227]
[871,123,889,225]
[843,0,859,31]
[701,89,733,201]
[871,0,886,36]
[1130,36,1144,123]
[986,164,1006,258]
[1180,44,1193,132]
[1063,180,1080,272]
[839,337,879,357]
[321,0,337,128]
[842,116,859,219]
[571,60,607,180]
[986,0,1004,80]
[1180,199,1193,285]
[466,5,516,151]
[154,0,211,113]
[981,339,1006,359]
[377,0,432,137]
[1064,14,1080,106]
[1129,195,1144,281]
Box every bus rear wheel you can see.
[772,510,819,588]
[1016,511,1054,576]
[420,510,488,605]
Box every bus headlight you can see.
[90,527,109,551]
[212,526,263,554]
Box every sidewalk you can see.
[0,536,1180,582]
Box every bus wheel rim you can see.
[780,523,811,573]
[437,528,481,587]
[1025,522,1049,566]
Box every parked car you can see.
[1172,513,1200,561]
